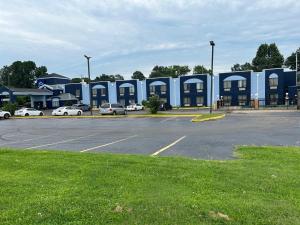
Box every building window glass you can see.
[184,97,190,106]
[119,87,125,96]
[238,80,246,91]
[238,95,247,106]
[120,99,125,106]
[150,86,155,95]
[196,82,203,92]
[269,77,278,89]
[223,96,231,106]
[75,89,80,98]
[52,99,59,108]
[92,100,97,108]
[160,98,167,103]
[270,94,278,105]
[224,81,231,91]
[196,96,204,106]
[160,85,166,94]
[101,88,106,96]
[184,83,190,93]
[92,89,97,97]
[129,86,135,95]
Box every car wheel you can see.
[77,111,81,116]
[4,113,10,119]
[63,112,68,116]
[39,112,43,116]
[113,111,117,115]
[25,113,29,116]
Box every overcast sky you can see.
[0,0,299,79]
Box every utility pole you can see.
[84,55,93,115]
[209,41,215,114]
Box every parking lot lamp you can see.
[209,41,215,114]
[84,55,93,115]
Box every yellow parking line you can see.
[151,136,186,156]
[80,135,137,152]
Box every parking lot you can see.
[0,111,299,159]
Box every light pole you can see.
[209,41,215,114]
[256,73,259,99]
[84,55,93,115]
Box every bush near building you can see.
[148,95,161,114]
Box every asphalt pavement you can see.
[0,111,299,159]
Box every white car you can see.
[15,108,44,117]
[0,110,11,119]
[126,104,144,111]
[52,106,83,116]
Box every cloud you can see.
[0,0,299,78]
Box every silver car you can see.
[100,103,127,115]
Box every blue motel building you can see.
[10,68,297,109]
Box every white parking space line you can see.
[80,135,138,153]
[151,136,186,156]
[25,134,96,150]
[159,117,177,123]
[0,134,56,147]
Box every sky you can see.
[0,0,299,79]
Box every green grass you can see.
[191,113,225,122]
[0,146,299,225]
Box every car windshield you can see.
[57,107,65,110]
[101,103,110,108]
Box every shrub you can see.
[141,100,149,107]
[2,102,17,115]
[148,95,161,114]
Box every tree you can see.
[132,71,145,80]
[94,74,124,82]
[193,65,211,74]
[0,61,47,88]
[252,43,284,72]
[231,62,253,71]
[148,95,161,114]
[284,48,300,70]
[71,78,83,83]
[149,65,190,78]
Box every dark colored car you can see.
[159,103,172,111]
[73,104,90,112]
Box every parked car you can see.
[73,104,90,112]
[52,107,83,116]
[15,108,44,116]
[126,103,144,111]
[100,103,127,115]
[0,110,11,119]
[159,103,173,111]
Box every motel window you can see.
[75,89,80,98]
[101,88,106,96]
[184,83,190,93]
[52,99,59,108]
[196,82,203,92]
[160,98,167,103]
[119,87,125,96]
[269,77,278,89]
[129,86,135,95]
[120,99,125,106]
[238,80,247,91]
[150,86,155,95]
[184,97,190,106]
[223,96,231,106]
[269,94,278,105]
[92,89,97,97]
[92,100,97,108]
[160,85,166,94]
[224,81,231,91]
[238,95,247,106]
[196,96,204,106]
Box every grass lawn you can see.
[0,146,299,225]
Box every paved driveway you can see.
[0,112,299,159]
